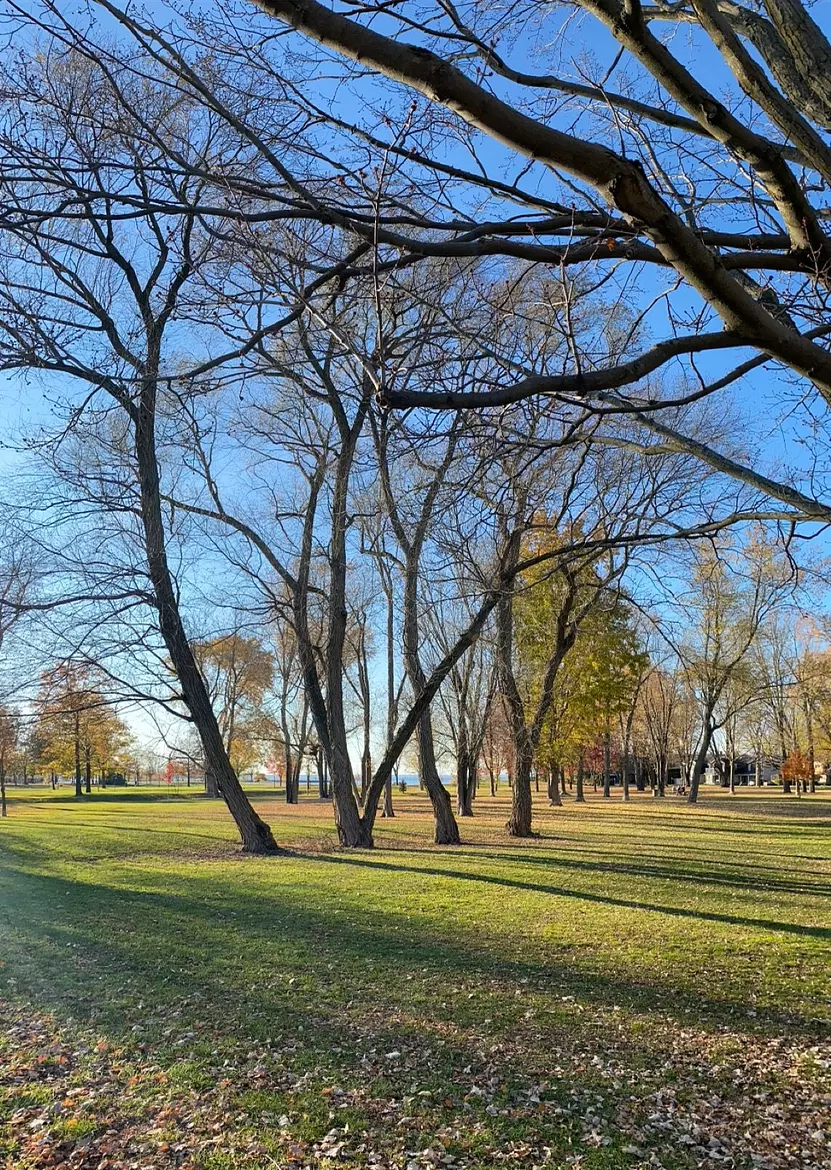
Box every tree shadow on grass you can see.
[312,853,831,941]
[414,846,831,899]
[0,855,826,1051]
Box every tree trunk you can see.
[603,729,612,798]
[285,746,299,804]
[84,746,92,795]
[361,737,372,805]
[457,749,474,816]
[382,572,396,818]
[74,711,82,798]
[398,557,460,843]
[418,714,461,843]
[549,764,562,807]
[382,773,394,817]
[805,700,816,792]
[688,720,713,804]
[575,757,585,803]
[315,746,329,800]
[635,755,644,791]
[508,747,533,836]
[134,377,278,853]
[205,761,220,798]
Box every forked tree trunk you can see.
[134,378,278,854]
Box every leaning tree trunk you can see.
[688,720,714,804]
[134,375,278,854]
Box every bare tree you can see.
[216,0,831,534]
[677,532,793,802]
[0,32,283,849]
[372,411,466,842]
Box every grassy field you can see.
[0,785,829,1170]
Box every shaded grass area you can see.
[0,786,830,1170]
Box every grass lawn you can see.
[0,785,829,1170]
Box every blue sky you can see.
[2,0,831,758]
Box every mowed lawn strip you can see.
[0,787,829,1170]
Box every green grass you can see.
[0,784,829,1169]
